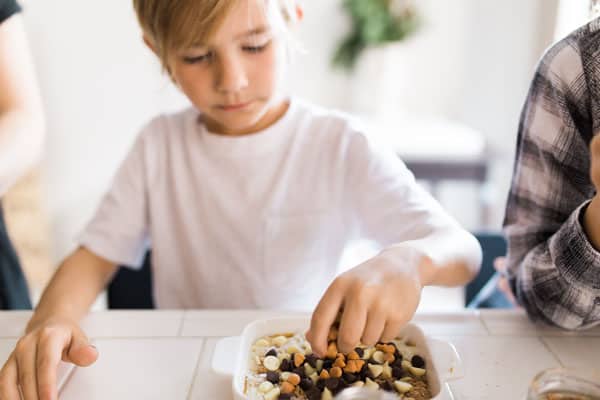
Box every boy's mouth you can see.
[218,101,253,111]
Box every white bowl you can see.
[211,317,463,400]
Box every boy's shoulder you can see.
[135,106,198,143]
[293,98,369,142]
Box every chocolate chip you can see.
[266,371,279,384]
[305,354,318,368]
[265,348,277,357]
[380,380,394,391]
[322,359,333,370]
[411,355,425,368]
[336,379,349,393]
[392,366,403,379]
[342,372,357,384]
[354,347,364,358]
[300,378,314,391]
[392,357,403,369]
[293,367,306,379]
[305,387,322,400]
[394,349,403,362]
[358,363,369,380]
[278,394,292,400]
[316,378,326,390]
[325,377,340,391]
[280,359,292,372]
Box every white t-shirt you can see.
[79,98,461,310]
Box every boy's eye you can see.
[242,41,271,54]
[182,52,213,64]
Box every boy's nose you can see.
[215,57,248,94]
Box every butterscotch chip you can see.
[287,372,301,386]
[343,359,364,373]
[347,350,360,360]
[280,381,295,394]
[319,369,330,379]
[326,342,338,359]
[383,352,395,363]
[333,356,346,368]
[294,353,305,368]
[330,366,342,378]
[327,328,338,341]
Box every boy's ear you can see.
[142,34,158,55]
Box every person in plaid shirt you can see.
[504,17,600,329]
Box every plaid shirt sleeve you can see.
[503,20,600,330]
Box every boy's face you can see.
[167,0,287,136]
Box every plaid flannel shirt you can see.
[504,18,600,329]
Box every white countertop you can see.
[1,309,598,399]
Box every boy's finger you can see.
[380,318,406,343]
[0,354,22,400]
[36,330,70,400]
[337,294,367,354]
[15,340,40,400]
[306,280,346,357]
[65,330,98,367]
[361,309,386,346]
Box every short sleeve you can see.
[78,124,156,268]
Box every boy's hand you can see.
[0,317,97,400]
[584,134,600,250]
[306,253,423,356]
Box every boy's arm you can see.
[504,36,600,330]
[27,247,118,331]
[308,126,482,356]
[0,247,117,400]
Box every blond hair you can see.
[132,0,298,69]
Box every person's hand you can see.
[493,256,520,307]
[584,135,600,250]
[306,252,423,356]
[0,317,98,400]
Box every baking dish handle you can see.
[426,338,464,382]
[211,336,242,376]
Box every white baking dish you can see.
[212,316,463,400]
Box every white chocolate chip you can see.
[368,364,383,378]
[280,372,291,381]
[263,355,281,371]
[272,336,288,347]
[309,372,319,383]
[401,360,412,371]
[362,348,375,360]
[352,381,365,387]
[255,338,270,347]
[382,361,393,379]
[264,387,281,400]
[303,342,312,353]
[316,359,324,372]
[394,380,413,393]
[258,381,274,393]
[286,345,300,354]
[322,388,333,400]
[409,366,426,377]
[365,377,379,390]
[372,350,385,364]
[304,364,315,376]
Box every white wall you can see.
[22,0,188,261]
[21,0,568,262]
